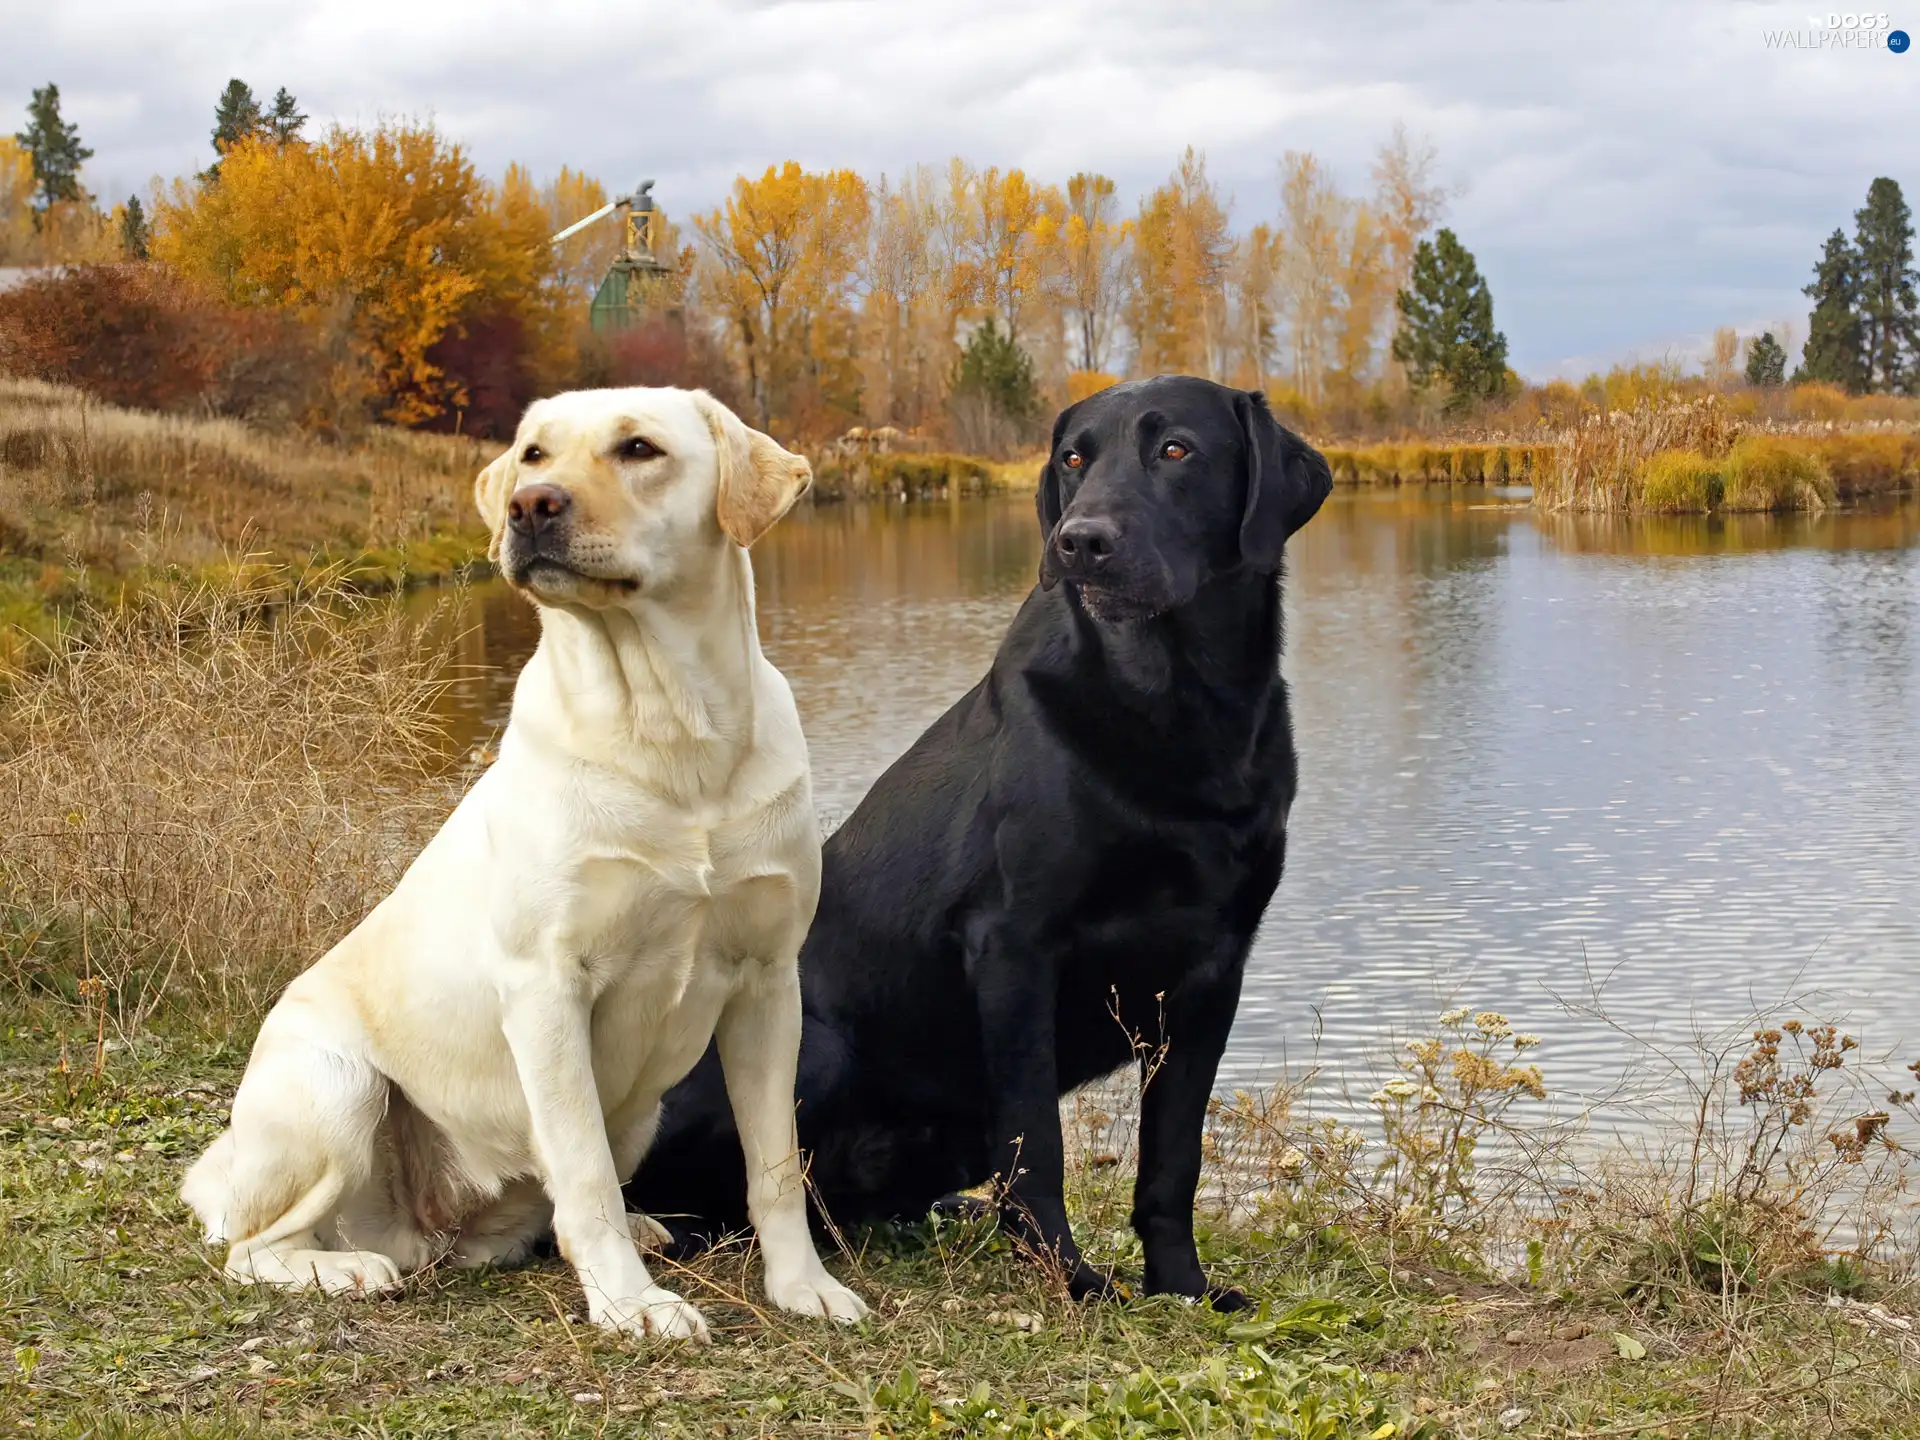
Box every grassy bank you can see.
[0,379,493,663]
[809,450,1043,502]
[1530,402,1920,514]
[1322,442,1557,488]
[8,1030,1918,1438]
[4,572,1919,1435]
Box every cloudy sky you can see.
[8,0,1915,377]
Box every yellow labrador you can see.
[182,387,866,1339]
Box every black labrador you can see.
[627,375,1331,1305]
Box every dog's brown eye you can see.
[618,436,661,461]
[1161,441,1189,461]
[520,444,544,463]
[1062,451,1084,470]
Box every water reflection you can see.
[418,491,1920,1129]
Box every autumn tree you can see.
[1274,151,1345,400]
[1060,171,1128,376]
[156,121,557,427]
[1391,228,1508,412]
[1332,201,1391,397]
[0,139,36,263]
[1706,326,1740,388]
[696,161,869,435]
[1127,148,1232,378]
[862,167,948,427]
[543,168,619,302]
[952,167,1060,346]
[1371,123,1447,388]
[16,84,91,212]
[1228,223,1280,390]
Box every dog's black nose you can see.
[1053,516,1119,576]
[508,484,572,537]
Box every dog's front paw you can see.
[1204,1284,1251,1312]
[767,1270,870,1324]
[235,1247,404,1296]
[1067,1264,1121,1302]
[590,1285,711,1342]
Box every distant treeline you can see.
[1,81,1916,454]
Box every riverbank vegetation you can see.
[3,571,1918,1434]
[0,377,489,662]
[6,82,1919,529]
[1530,397,1920,514]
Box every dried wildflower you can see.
[1438,1006,1472,1026]
[1473,1011,1512,1037]
[1828,1112,1891,1163]
[1371,1078,1419,1105]
[1451,1050,1508,1091]
[1513,1033,1542,1051]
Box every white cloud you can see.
[4,0,1914,377]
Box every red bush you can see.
[421,308,536,441]
[585,316,747,413]
[0,264,319,420]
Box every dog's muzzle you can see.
[503,483,576,581]
[1048,515,1121,584]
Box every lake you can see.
[422,490,1920,1131]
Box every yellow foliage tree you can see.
[1061,172,1128,375]
[155,122,554,425]
[1127,148,1233,379]
[541,167,617,302]
[862,167,950,429]
[0,139,39,264]
[696,161,869,435]
[1276,150,1346,402]
[952,167,1061,345]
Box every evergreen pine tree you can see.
[14,83,92,212]
[1390,228,1509,413]
[119,194,149,259]
[1795,228,1866,391]
[953,316,1040,426]
[266,87,307,145]
[1744,331,1786,387]
[1853,177,1918,394]
[208,79,263,177]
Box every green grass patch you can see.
[1637,450,1725,513]
[1721,435,1836,513]
[5,1030,1918,1436]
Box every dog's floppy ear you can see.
[1235,389,1333,569]
[474,449,518,565]
[693,391,812,548]
[1034,401,1077,590]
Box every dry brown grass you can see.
[1533,399,1743,513]
[0,570,463,1038]
[1321,440,1555,486]
[1530,400,1919,514]
[0,377,491,583]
